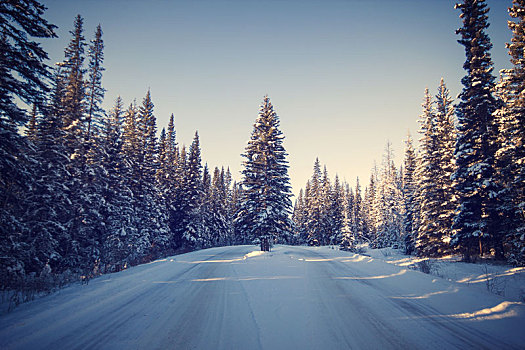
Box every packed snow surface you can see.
[1,245,525,349]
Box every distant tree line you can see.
[292,0,525,267]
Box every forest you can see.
[0,0,524,307]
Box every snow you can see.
[365,246,525,303]
[1,245,524,349]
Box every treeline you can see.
[0,12,249,301]
[293,0,525,266]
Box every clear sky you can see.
[40,0,513,197]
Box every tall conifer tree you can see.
[402,133,417,255]
[453,0,501,261]
[0,0,56,286]
[495,0,525,265]
[237,96,293,244]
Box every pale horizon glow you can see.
[41,0,513,198]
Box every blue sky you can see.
[41,0,513,196]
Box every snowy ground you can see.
[364,246,525,303]
[1,245,524,349]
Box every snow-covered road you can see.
[1,245,524,349]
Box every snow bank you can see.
[364,246,525,302]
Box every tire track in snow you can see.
[301,247,522,350]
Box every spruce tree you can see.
[171,145,189,248]
[417,88,442,256]
[329,175,345,246]
[364,165,379,245]
[85,24,105,141]
[99,97,136,272]
[453,0,501,261]
[0,0,56,288]
[60,14,86,154]
[0,0,56,122]
[201,164,213,248]
[292,188,307,245]
[353,178,365,243]
[434,79,456,253]
[184,131,204,248]
[320,166,332,245]
[210,167,230,246]
[305,159,323,245]
[402,132,417,255]
[136,90,170,260]
[23,70,70,276]
[495,0,525,265]
[375,142,402,248]
[237,96,293,244]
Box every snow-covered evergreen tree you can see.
[353,178,365,243]
[363,165,379,245]
[402,133,418,255]
[292,188,308,245]
[329,175,345,246]
[85,24,104,141]
[60,14,86,156]
[434,79,457,253]
[23,70,70,276]
[416,88,443,257]
[305,159,323,245]
[374,142,402,248]
[0,0,56,288]
[237,96,293,244]
[183,132,205,248]
[452,0,502,261]
[340,182,356,251]
[320,166,333,245]
[0,0,56,123]
[229,181,244,244]
[494,0,525,265]
[99,97,137,272]
[210,167,230,246]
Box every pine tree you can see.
[229,181,244,244]
[85,24,105,141]
[184,131,204,248]
[353,178,365,243]
[171,145,189,249]
[340,184,355,251]
[494,0,525,265]
[0,0,56,288]
[374,142,402,248]
[434,79,456,253]
[329,175,345,246]
[210,166,230,246]
[305,159,323,245]
[23,70,70,276]
[320,166,332,245]
[237,96,293,245]
[201,164,213,248]
[136,90,170,260]
[55,15,90,272]
[453,0,502,261]
[402,133,418,255]
[60,14,86,154]
[292,188,307,245]
[223,168,235,245]
[0,0,56,122]
[99,97,136,272]
[364,165,379,245]
[417,88,443,256]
